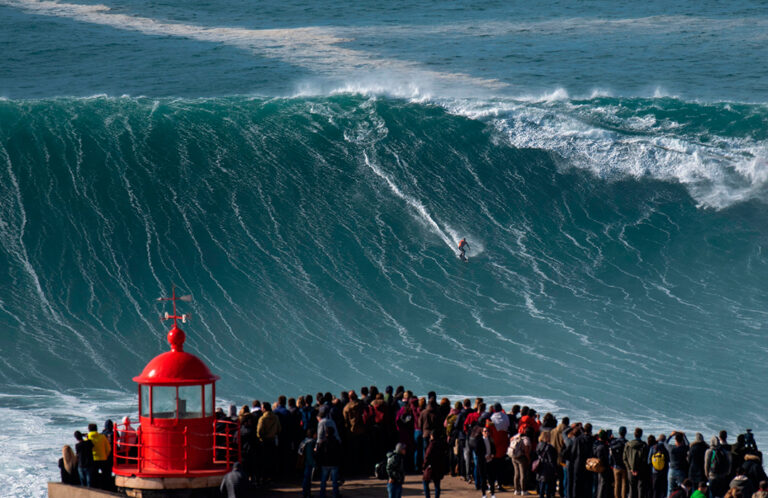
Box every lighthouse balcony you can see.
[112,419,240,478]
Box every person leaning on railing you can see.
[117,416,139,462]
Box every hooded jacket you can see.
[729,475,754,497]
[490,411,510,432]
[517,414,541,435]
[317,415,341,443]
[463,410,482,433]
[419,403,441,439]
[704,437,731,479]
[551,422,568,465]
[741,453,768,488]
[343,399,366,436]
[88,431,110,462]
[371,399,388,425]
[102,420,114,447]
[220,462,249,498]
[623,438,649,474]
[386,447,406,484]
[256,411,281,441]
[119,417,138,448]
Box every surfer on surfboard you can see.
[458,238,470,262]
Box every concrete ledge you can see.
[115,475,223,490]
[48,482,123,498]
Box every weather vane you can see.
[156,286,193,328]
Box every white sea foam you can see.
[0,387,135,498]
[0,387,263,497]
[438,97,768,209]
[2,0,503,93]
[290,82,768,210]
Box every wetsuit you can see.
[458,240,470,260]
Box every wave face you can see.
[1,94,768,492]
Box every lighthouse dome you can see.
[133,325,219,385]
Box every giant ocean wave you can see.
[0,93,767,494]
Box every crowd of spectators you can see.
[59,385,767,498]
[219,387,767,498]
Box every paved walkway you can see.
[263,475,548,497]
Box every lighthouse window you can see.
[178,385,202,419]
[140,385,150,417]
[204,383,214,416]
[152,386,177,418]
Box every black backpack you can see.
[468,425,483,450]
[374,459,388,480]
[710,447,728,475]
[609,438,626,467]
[535,444,555,478]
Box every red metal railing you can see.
[183,426,188,474]
[113,419,240,476]
[212,419,241,468]
[113,423,141,470]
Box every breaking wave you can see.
[1,93,767,495]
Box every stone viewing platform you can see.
[51,476,553,497]
[261,475,551,497]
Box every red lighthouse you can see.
[113,289,238,496]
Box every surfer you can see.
[458,238,470,262]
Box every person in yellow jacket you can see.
[87,423,111,489]
[256,403,281,481]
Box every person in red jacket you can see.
[458,238,470,262]
[488,420,510,494]
[518,408,541,435]
[464,404,485,434]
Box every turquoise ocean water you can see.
[1,0,767,495]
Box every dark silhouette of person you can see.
[458,238,470,262]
